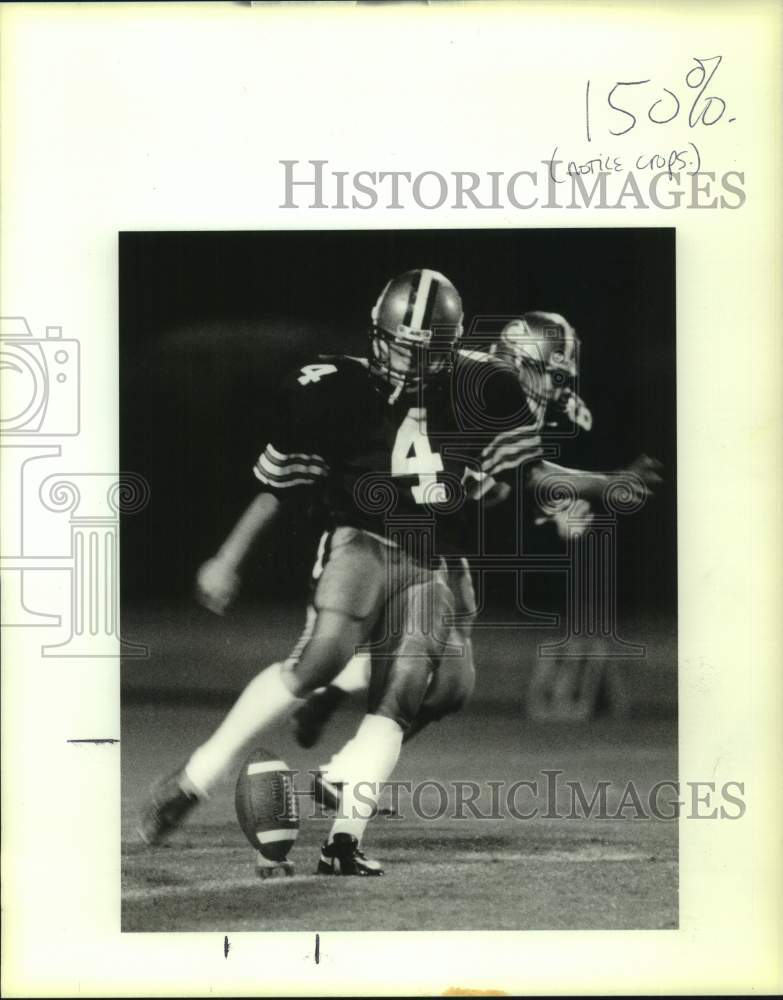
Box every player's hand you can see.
[461,468,511,507]
[482,480,511,507]
[535,497,594,539]
[625,453,663,488]
[612,453,664,502]
[196,556,240,615]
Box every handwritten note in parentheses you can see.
[586,55,733,141]
[549,55,739,186]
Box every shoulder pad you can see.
[457,348,491,364]
[282,354,365,390]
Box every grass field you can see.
[122,698,677,932]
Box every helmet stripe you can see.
[401,270,420,328]
[420,271,441,332]
[409,268,434,331]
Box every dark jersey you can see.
[253,351,542,557]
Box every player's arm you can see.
[196,492,283,615]
[196,365,333,615]
[526,453,663,507]
[464,361,545,504]
[471,364,661,530]
[478,452,662,543]
[523,454,662,541]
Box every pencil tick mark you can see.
[67,738,120,745]
[585,79,591,142]
[314,932,320,965]
[224,935,230,958]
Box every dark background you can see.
[121,231,678,929]
[120,228,676,621]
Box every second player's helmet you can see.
[492,311,592,431]
[369,269,464,400]
[496,311,579,389]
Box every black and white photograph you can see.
[120,228,677,932]
[3,2,780,994]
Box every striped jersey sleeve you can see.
[252,369,333,493]
[253,443,330,490]
[477,362,544,480]
[479,421,543,478]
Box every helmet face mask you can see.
[369,330,450,391]
[496,313,580,408]
[369,269,463,399]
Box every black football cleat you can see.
[138,769,201,846]
[292,685,347,748]
[311,771,398,818]
[316,833,384,876]
[312,769,344,813]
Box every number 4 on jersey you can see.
[391,408,447,504]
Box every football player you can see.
[291,309,603,766]
[140,271,658,875]
[141,268,537,873]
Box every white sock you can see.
[184,662,300,797]
[320,738,357,784]
[330,653,372,694]
[328,714,403,845]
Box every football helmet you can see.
[492,311,591,431]
[369,269,463,400]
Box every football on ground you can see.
[235,747,299,872]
